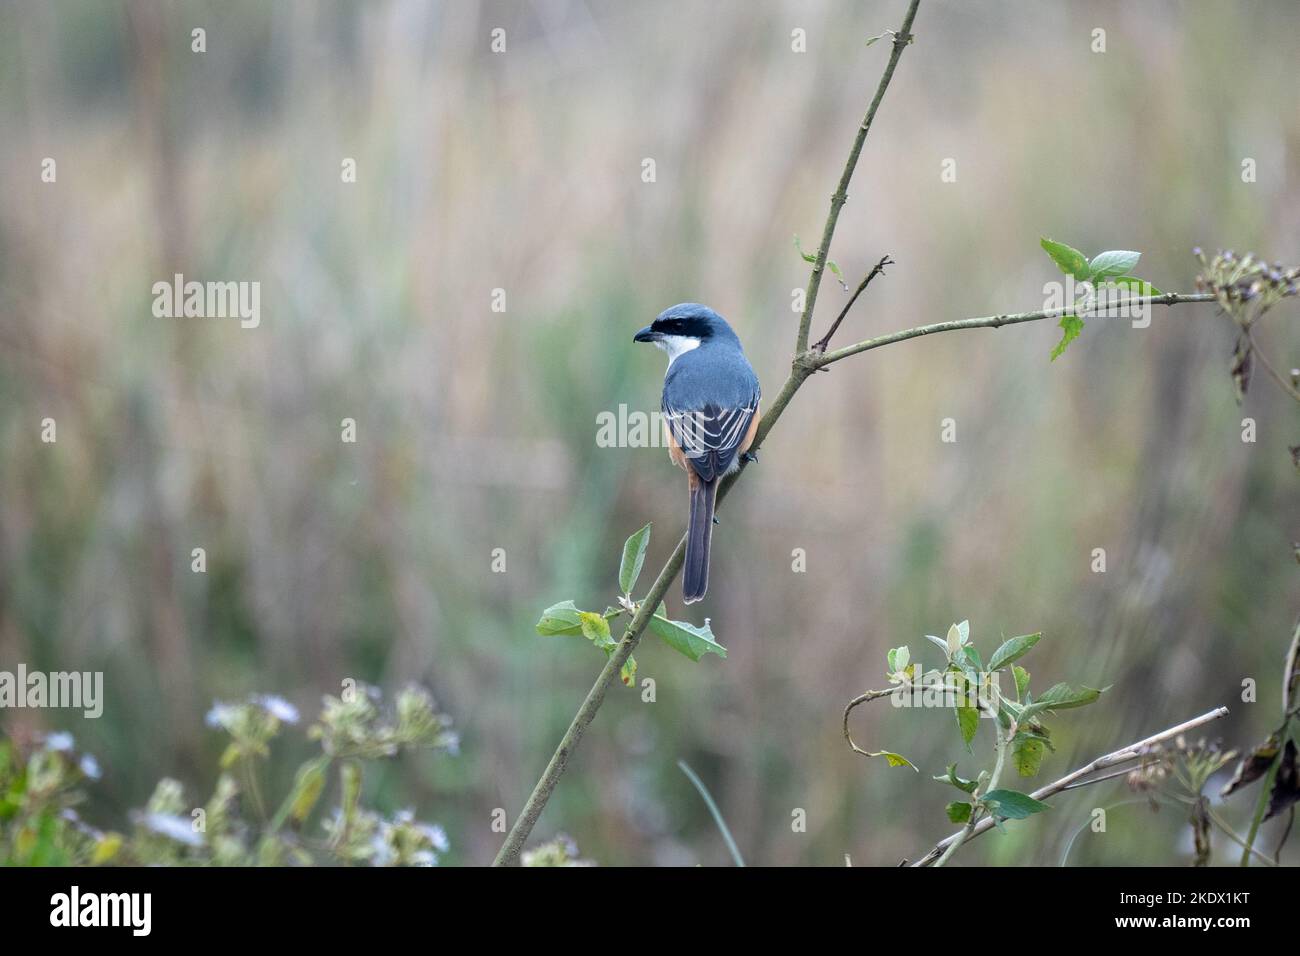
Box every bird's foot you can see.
[742,451,759,464]
[712,515,720,525]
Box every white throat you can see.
[654,334,701,367]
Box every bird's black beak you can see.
[633,326,657,344]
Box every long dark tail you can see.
[683,477,717,604]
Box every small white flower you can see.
[141,812,204,847]
[205,701,235,729]
[45,731,75,752]
[370,834,393,866]
[422,822,450,853]
[256,694,300,725]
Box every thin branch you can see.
[678,760,746,866]
[817,292,1217,367]
[1057,764,1136,791]
[1058,796,1163,866]
[1205,806,1278,867]
[795,0,920,354]
[813,255,895,354]
[1244,327,1300,403]
[934,711,1014,867]
[910,706,1229,867]
[491,539,685,866]
[842,687,897,755]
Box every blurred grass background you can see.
[0,0,1297,865]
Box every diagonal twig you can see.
[795,1,920,355]
[817,292,1216,367]
[814,254,895,354]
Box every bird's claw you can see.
[742,451,759,464]
[712,515,720,525]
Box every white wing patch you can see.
[664,404,756,462]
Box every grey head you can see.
[633,303,741,364]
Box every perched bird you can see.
[634,304,761,603]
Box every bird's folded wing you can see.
[662,399,758,482]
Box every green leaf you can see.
[620,655,638,687]
[925,634,948,654]
[650,606,727,661]
[288,756,330,824]
[934,763,979,794]
[1050,314,1085,361]
[1012,664,1031,700]
[1038,682,1102,707]
[535,601,618,637]
[945,620,969,658]
[880,751,917,770]
[793,235,845,290]
[946,801,973,824]
[981,788,1051,820]
[826,259,848,290]
[1040,237,1091,281]
[858,749,919,771]
[955,701,980,752]
[1088,250,1140,281]
[618,523,652,594]
[578,611,615,651]
[794,234,816,263]
[1032,682,1105,712]
[1110,275,1162,296]
[536,600,584,636]
[1013,733,1047,777]
[887,645,910,674]
[988,633,1041,672]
